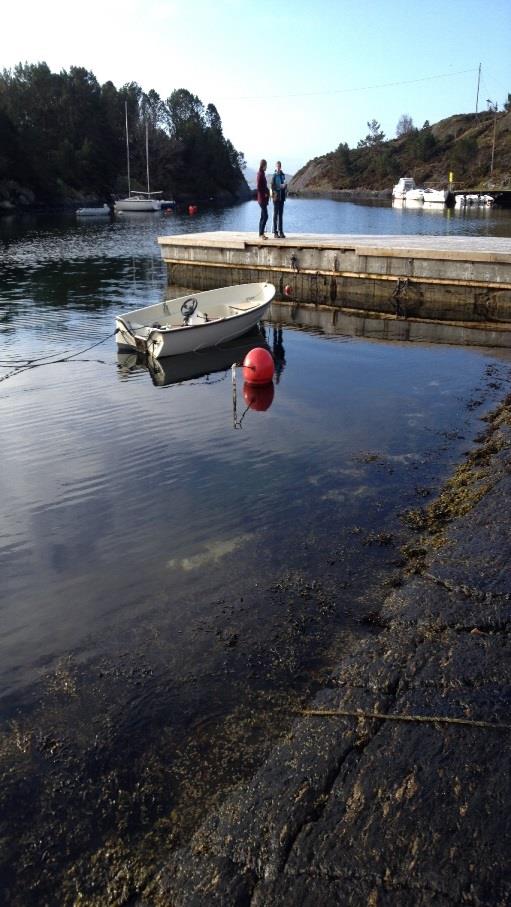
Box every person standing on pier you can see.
[256,159,270,239]
[271,161,287,238]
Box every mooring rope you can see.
[0,330,118,384]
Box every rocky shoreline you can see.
[0,180,252,214]
[155,394,511,906]
[289,187,392,201]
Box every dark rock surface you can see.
[156,402,511,906]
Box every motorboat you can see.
[423,188,455,207]
[392,177,416,199]
[394,177,454,207]
[455,193,494,208]
[76,204,111,216]
[404,188,424,202]
[116,282,275,359]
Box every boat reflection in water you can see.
[117,325,279,429]
[117,326,272,387]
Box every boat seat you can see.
[227,302,255,312]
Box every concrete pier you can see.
[158,231,511,346]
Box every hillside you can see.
[289,110,511,195]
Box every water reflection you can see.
[2,203,511,903]
[271,300,511,349]
[242,381,275,411]
[117,327,269,387]
[270,325,287,383]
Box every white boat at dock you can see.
[393,177,455,208]
[404,188,425,202]
[392,177,416,200]
[116,282,275,359]
[455,193,495,207]
[422,188,454,206]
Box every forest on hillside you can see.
[290,103,511,194]
[0,63,249,208]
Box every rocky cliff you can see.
[289,110,511,195]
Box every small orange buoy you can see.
[284,285,293,297]
[242,347,275,385]
[243,381,274,411]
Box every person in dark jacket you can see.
[256,159,270,238]
[271,161,287,238]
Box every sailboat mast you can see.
[146,121,151,195]
[125,101,131,197]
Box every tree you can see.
[205,103,222,133]
[451,136,478,175]
[0,64,248,204]
[396,114,414,137]
[504,93,511,113]
[332,142,352,184]
[413,126,437,162]
[357,119,385,148]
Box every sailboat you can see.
[114,104,163,213]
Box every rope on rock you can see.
[300,708,511,731]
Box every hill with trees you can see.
[289,104,511,196]
[0,63,250,210]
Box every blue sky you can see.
[2,0,510,174]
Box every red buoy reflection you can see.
[243,381,274,411]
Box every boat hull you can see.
[404,189,424,202]
[116,283,275,358]
[117,328,269,386]
[423,189,455,207]
[114,197,161,212]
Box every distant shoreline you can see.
[289,187,392,201]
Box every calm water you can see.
[1,199,511,902]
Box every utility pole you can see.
[475,63,481,117]
[486,99,498,178]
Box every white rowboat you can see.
[116,282,275,359]
[76,204,111,216]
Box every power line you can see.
[218,67,479,102]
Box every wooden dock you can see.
[158,232,511,347]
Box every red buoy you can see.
[243,381,274,411]
[188,204,198,215]
[242,347,275,385]
[284,284,293,297]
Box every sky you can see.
[1,0,510,175]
